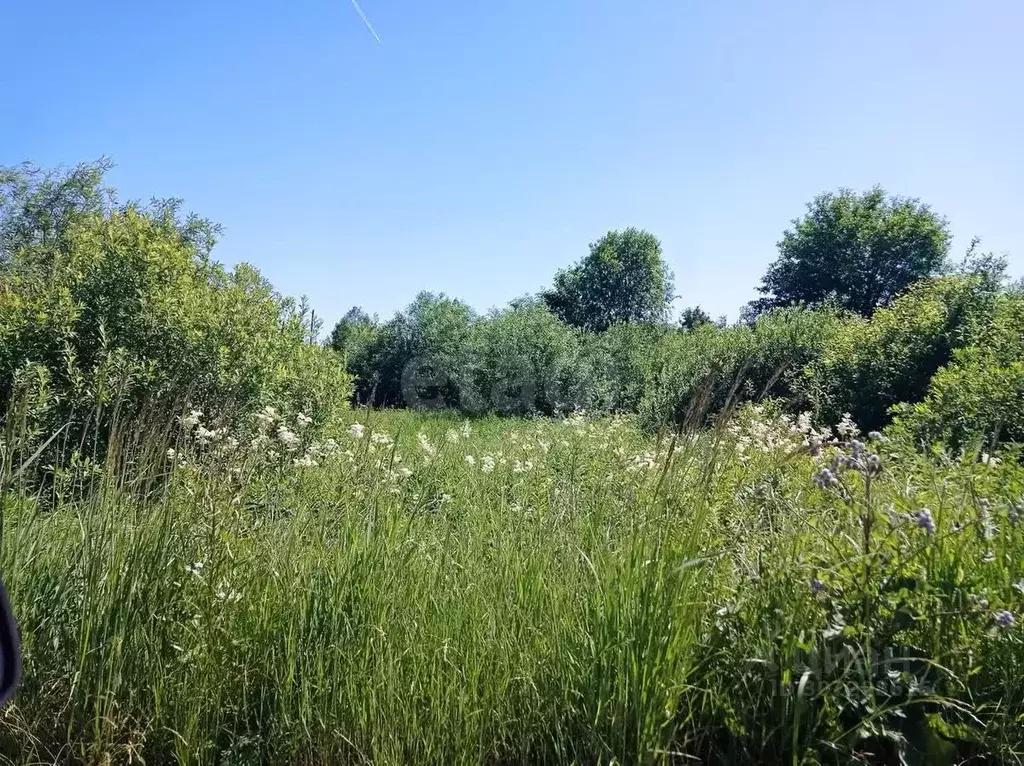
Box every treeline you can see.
[2,161,1021,459]
[331,192,1022,448]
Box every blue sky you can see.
[3,0,1022,328]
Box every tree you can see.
[543,228,674,331]
[328,306,377,354]
[679,305,712,331]
[749,188,951,317]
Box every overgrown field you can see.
[1,406,1022,764]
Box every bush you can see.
[636,307,841,429]
[891,291,1024,449]
[465,300,582,415]
[804,275,999,432]
[0,163,351,464]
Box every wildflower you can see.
[295,412,313,429]
[166,448,176,460]
[983,551,996,564]
[513,459,534,473]
[980,452,1001,467]
[396,466,413,479]
[836,412,860,439]
[461,420,472,439]
[255,406,278,429]
[867,431,884,442]
[186,561,205,577]
[370,431,393,446]
[196,425,217,445]
[277,426,300,450]
[348,423,366,440]
[864,453,882,476]
[914,508,937,535]
[1013,580,1024,595]
[805,435,823,457]
[181,409,203,429]
[293,453,318,468]
[795,412,813,434]
[811,577,826,595]
[630,452,658,471]
[481,455,496,473]
[417,432,437,457]
[439,493,453,505]
[994,610,1015,629]
[813,468,838,489]
[464,455,476,466]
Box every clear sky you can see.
[3,0,1022,328]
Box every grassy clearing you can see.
[0,407,1022,764]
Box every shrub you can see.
[0,163,350,465]
[891,291,1024,449]
[804,274,999,432]
[465,300,582,415]
[636,307,841,429]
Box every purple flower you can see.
[813,468,838,489]
[994,610,1015,629]
[811,577,826,595]
[915,508,936,535]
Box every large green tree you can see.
[543,228,674,331]
[749,188,951,317]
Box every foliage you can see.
[892,290,1024,449]
[750,187,951,317]
[680,304,713,331]
[805,274,1001,433]
[543,228,674,331]
[0,162,351,465]
[464,299,582,415]
[637,306,843,429]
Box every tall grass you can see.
[0,407,1022,764]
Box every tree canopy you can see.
[543,228,674,331]
[749,187,951,317]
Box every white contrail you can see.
[349,0,381,42]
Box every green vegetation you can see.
[1,161,1022,763]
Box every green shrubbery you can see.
[1,162,351,468]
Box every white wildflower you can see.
[255,406,278,430]
[181,409,203,429]
[348,423,366,440]
[836,412,860,439]
[277,426,300,450]
[464,455,476,466]
[370,431,393,446]
[293,453,318,468]
[295,412,313,429]
[417,432,437,458]
[481,455,496,473]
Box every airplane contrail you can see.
[349,0,381,42]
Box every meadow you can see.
[1,403,1021,764]
[2,163,1023,763]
